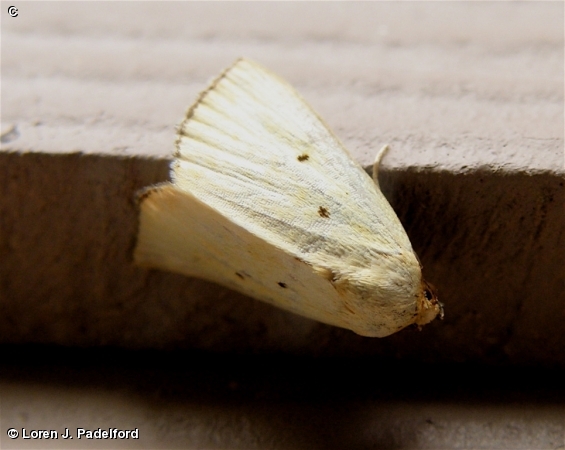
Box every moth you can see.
[134,58,443,337]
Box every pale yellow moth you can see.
[134,58,443,337]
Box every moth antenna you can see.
[372,144,390,185]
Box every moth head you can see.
[415,280,443,326]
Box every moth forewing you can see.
[135,185,383,334]
[134,58,442,337]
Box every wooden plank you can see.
[1,2,563,365]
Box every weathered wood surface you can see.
[1,2,563,366]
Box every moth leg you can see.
[372,144,390,185]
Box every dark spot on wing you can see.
[278,282,287,288]
[297,154,309,161]
[235,272,245,280]
[318,206,330,218]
